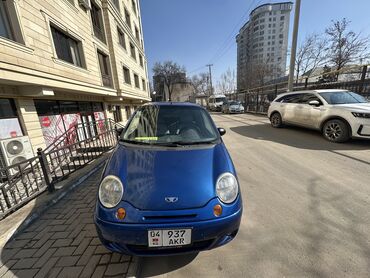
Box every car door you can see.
[299,94,325,128]
[281,94,305,124]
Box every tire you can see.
[322,119,350,143]
[270,112,283,128]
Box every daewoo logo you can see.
[165,197,178,203]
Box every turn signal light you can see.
[116,208,126,220]
[213,204,223,217]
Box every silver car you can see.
[267,89,370,143]
[222,101,245,114]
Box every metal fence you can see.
[229,66,370,114]
[0,119,122,220]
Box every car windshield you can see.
[319,91,368,104]
[121,105,219,146]
[215,97,226,103]
[229,101,240,105]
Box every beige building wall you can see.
[0,0,151,157]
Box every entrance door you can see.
[81,113,98,140]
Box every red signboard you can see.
[41,117,51,127]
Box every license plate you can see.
[148,229,191,247]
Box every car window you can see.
[122,105,219,145]
[280,94,304,103]
[300,94,323,105]
[319,91,368,104]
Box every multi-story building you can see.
[0,0,150,156]
[236,2,293,90]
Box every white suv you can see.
[267,89,370,143]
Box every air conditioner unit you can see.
[0,136,35,175]
[78,0,91,10]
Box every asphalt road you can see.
[138,113,370,278]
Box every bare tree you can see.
[190,73,209,95]
[295,34,326,83]
[152,61,186,101]
[217,68,236,95]
[325,18,369,80]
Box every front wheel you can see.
[270,112,283,128]
[322,119,350,143]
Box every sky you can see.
[140,0,370,85]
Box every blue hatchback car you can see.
[94,103,242,256]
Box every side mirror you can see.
[116,127,124,136]
[218,128,226,136]
[308,100,321,106]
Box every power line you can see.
[209,0,263,65]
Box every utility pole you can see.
[206,64,213,96]
[287,0,301,92]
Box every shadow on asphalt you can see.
[230,124,370,151]
[138,253,198,277]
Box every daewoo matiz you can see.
[94,103,242,256]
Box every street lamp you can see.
[152,91,157,102]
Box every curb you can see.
[5,156,108,243]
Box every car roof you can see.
[145,102,201,108]
[276,89,349,98]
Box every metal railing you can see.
[0,119,123,219]
[228,65,370,114]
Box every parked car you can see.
[208,95,227,111]
[222,101,245,114]
[95,102,242,256]
[267,89,370,143]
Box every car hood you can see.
[335,103,370,112]
[230,105,243,109]
[104,143,234,210]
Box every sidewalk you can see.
[0,157,138,278]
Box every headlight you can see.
[352,112,370,118]
[216,173,239,204]
[98,175,124,208]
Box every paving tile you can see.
[13,249,37,259]
[51,231,71,240]
[73,238,91,256]
[89,237,101,246]
[5,240,31,249]
[13,268,39,278]
[48,267,62,277]
[79,255,101,278]
[55,256,80,267]
[56,266,83,278]
[34,257,58,278]
[110,253,121,263]
[52,239,73,248]
[32,240,55,258]
[53,247,76,257]
[0,260,17,277]
[104,263,129,276]
[11,258,38,269]
[76,246,96,266]
[91,265,106,278]
[94,245,110,255]
[98,254,111,265]
[33,248,57,268]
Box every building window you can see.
[134,74,140,88]
[117,27,126,49]
[91,0,106,43]
[97,51,112,87]
[0,2,13,40]
[125,8,131,29]
[280,16,285,20]
[139,54,143,67]
[123,66,131,84]
[112,0,119,11]
[0,1,24,44]
[132,0,137,15]
[51,25,84,68]
[142,79,146,91]
[130,43,136,60]
[113,106,122,122]
[0,98,23,140]
[135,26,140,41]
[125,106,131,119]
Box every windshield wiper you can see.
[165,140,218,146]
[120,139,152,145]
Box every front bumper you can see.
[350,118,370,138]
[95,206,242,256]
